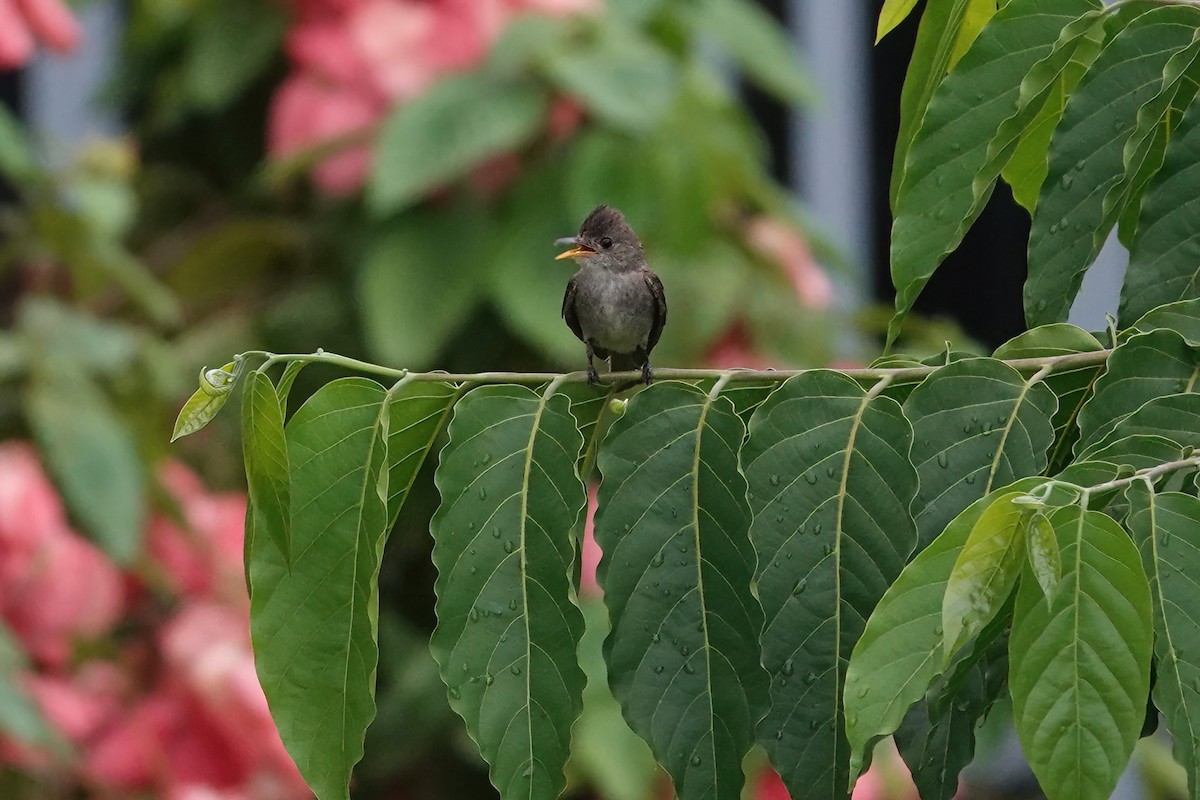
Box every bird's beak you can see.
[554,236,594,261]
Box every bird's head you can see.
[555,205,644,272]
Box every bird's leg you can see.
[636,348,653,385]
[586,342,599,386]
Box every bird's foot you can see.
[641,362,653,385]
[587,365,600,386]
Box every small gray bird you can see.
[556,205,667,385]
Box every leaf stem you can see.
[240,348,1114,388]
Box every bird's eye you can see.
[600,237,613,249]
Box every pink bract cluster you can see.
[0,444,309,799]
[0,0,80,69]
[269,0,599,194]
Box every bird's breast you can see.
[573,270,654,355]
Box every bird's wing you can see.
[644,268,667,352]
[562,273,585,343]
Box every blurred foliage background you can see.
[0,0,866,797]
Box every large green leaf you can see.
[740,372,917,800]
[184,0,285,110]
[250,378,391,800]
[904,358,1058,551]
[876,0,921,42]
[993,323,1106,471]
[889,0,972,208]
[844,480,1038,782]
[1081,392,1200,459]
[242,370,291,565]
[844,461,1117,785]
[941,492,1027,662]
[385,382,459,528]
[595,382,769,800]
[691,0,817,106]
[1125,298,1200,346]
[369,73,547,214]
[998,7,1109,212]
[1009,506,1152,800]
[26,374,145,564]
[1110,33,1200,249]
[1123,85,1200,322]
[1075,329,1200,454]
[1086,434,1185,473]
[1025,4,1200,326]
[542,27,678,134]
[1127,485,1200,796]
[430,385,587,800]
[888,0,1099,346]
[358,207,487,369]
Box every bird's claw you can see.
[587,366,600,386]
[641,362,653,385]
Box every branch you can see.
[245,347,1114,387]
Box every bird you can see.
[555,205,667,386]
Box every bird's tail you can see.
[608,351,648,373]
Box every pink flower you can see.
[0,0,80,69]
[151,461,253,606]
[706,321,771,370]
[4,529,126,668]
[159,604,308,795]
[580,485,601,597]
[0,443,66,560]
[24,663,126,744]
[268,74,380,195]
[744,215,834,310]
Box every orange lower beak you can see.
[555,247,593,261]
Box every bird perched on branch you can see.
[556,205,667,385]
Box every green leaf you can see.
[0,622,62,752]
[894,604,1009,800]
[844,479,1040,782]
[172,362,239,441]
[1081,392,1200,459]
[1076,330,1200,454]
[184,0,286,110]
[949,0,999,69]
[369,73,546,214]
[542,27,679,134]
[692,0,818,106]
[740,372,917,800]
[1125,298,1200,346]
[276,361,306,415]
[1026,512,1060,601]
[993,323,1106,471]
[385,381,458,529]
[242,370,291,565]
[0,103,36,184]
[1025,4,1200,327]
[1109,32,1200,249]
[1085,434,1185,472]
[487,163,582,367]
[573,600,660,800]
[904,358,1058,551]
[357,208,486,369]
[1000,8,1116,212]
[1009,506,1151,800]
[1123,87,1200,322]
[876,0,921,43]
[250,378,391,800]
[887,0,1100,347]
[27,374,145,564]
[890,0,973,209]
[430,385,587,800]
[596,382,769,800]
[1127,484,1200,796]
[942,492,1027,663]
